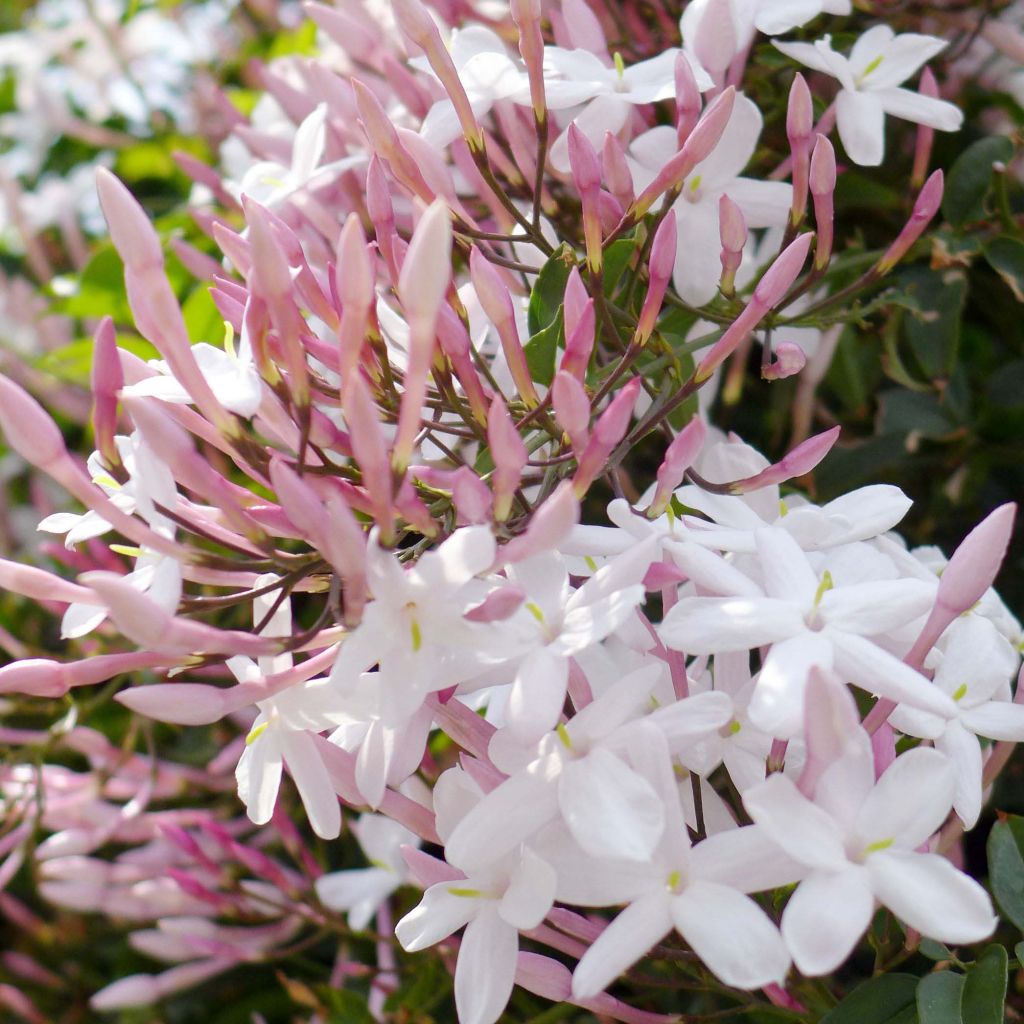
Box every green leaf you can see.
[918,939,954,962]
[523,309,564,388]
[384,956,452,1014]
[878,390,959,441]
[528,244,576,337]
[987,815,1024,930]
[57,245,133,322]
[942,136,1014,227]
[602,237,638,299]
[820,973,920,1024]
[917,971,964,1024]
[320,987,376,1024]
[961,944,1008,1024]
[898,266,967,380]
[182,285,223,344]
[984,236,1024,303]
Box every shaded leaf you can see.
[528,243,576,337]
[942,136,1014,227]
[987,815,1024,930]
[820,973,919,1024]
[917,971,964,1024]
[960,944,1007,1024]
[983,236,1024,303]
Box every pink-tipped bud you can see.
[602,133,634,209]
[573,378,641,497]
[648,416,707,517]
[560,299,596,381]
[500,480,580,563]
[552,370,591,453]
[563,266,590,342]
[568,124,604,273]
[787,73,813,226]
[809,133,836,270]
[336,214,374,376]
[675,51,702,145]
[797,668,868,798]
[878,170,944,274]
[636,215,677,343]
[762,341,806,381]
[754,232,813,308]
[470,247,539,406]
[718,193,747,299]
[399,200,452,334]
[691,0,738,77]
[938,503,1017,617]
[0,373,67,471]
[95,168,163,272]
[912,67,939,188]
[560,0,609,56]
[353,79,432,200]
[511,0,546,118]
[116,683,233,725]
[728,425,840,494]
[464,584,526,623]
[488,396,528,522]
[91,317,123,470]
[632,88,735,218]
[343,373,393,541]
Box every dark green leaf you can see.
[878,390,959,441]
[320,987,376,1024]
[528,243,576,337]
[918,939,954,962]
[58,246,133,322]
[820,973,920,1024]
[987,815,1024,930]
[898,266,967,380]
[523,310,564,388]
[602,237,638,299]
[917,971,964,1024]
[1015,940,1024,966]
[942,136,1014,227]
[961,944,1007,1024]
[384,955,452,1014]
[984,236,1024,303]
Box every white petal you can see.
[755,0,824,34]
[556,584,646,654]
[673,881,790,989]
[867,850,996,944]
[743,772,847,870]
[396,883,478,951]
[506,648,569,745]
[836,89,886,167]
[755,527,818,606]
[773,39,839,76]
[854,746,953,850]
[690,825,806,893]
[849,24,896,77]
[748,633,833,739]
[500,847,556,930]
[936,721,983,829]
[961,702,1024,741]
[782,867,874,975]
[726,178,794,228]
[235,737,283,826]
[670,197,726,307]
[659,596,803,655]
[650,691,734,746]
[571,893,673,999]
[315,868,396,930]
[455,906,519,1024]
[874,87,963,131]
[559,748,665,862]
[819,579,935,635]
[863,34,947,89]
[280,731,341,839]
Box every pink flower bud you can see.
[728,425,840,493]
[95,168,163,273]
[465,584,526,623]
[499,480,580,563]
[488,396,528,521]
[560,0,608,56]
[91,317,122,470]
[675,51,702,145]
[810,134,836,270]
[563,266,590,342]
[636,215,677,343]
[648,416,707,517]
[912,67,939,188]
[573,378,641,496]
[342,373,393,541]
[787,74,813,226]
[511,0,546,118]
[938,503,1016,617]
[692,0,738,77]
[762,341,807,381]
[632,88,735,218]
[91,961,231,1010]
[552,370,591,453]
[0,373,67,470]
[336,214,374,376]
[878,170,944,274]
[561,299,596,380]
[116,683,234,725]
[0,559,93,605]
[568,124,604,273]
[717,193,746,297]
[797,667,866,798]
[602,133,634,208]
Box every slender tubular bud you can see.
[717,195,746,299]
[631,88,735,219]
[561,299,595,381]
[877,170,943,275]
[573,378,641,496]
[694,233,813,383]
[343,372,394,542]
[727,426,839,493]
[567,124,604,274]
[366,156,399,280]
[786,74,813,228]
[393,0,485,151]
[809,134,836,271]
[602,133,634,209]
[636,215,677,344]
[488,396,528,522]
[563,266,589,342]
[500,480,580,563]
[648,416,707,517]
[336,214,374,380]
[91,317,123,470]
[675,51,702,146]
[552,370,591,454]
[511,0,546,120]
[394,200,452,471]
[469,247,539,406]
[912,67,939,190]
